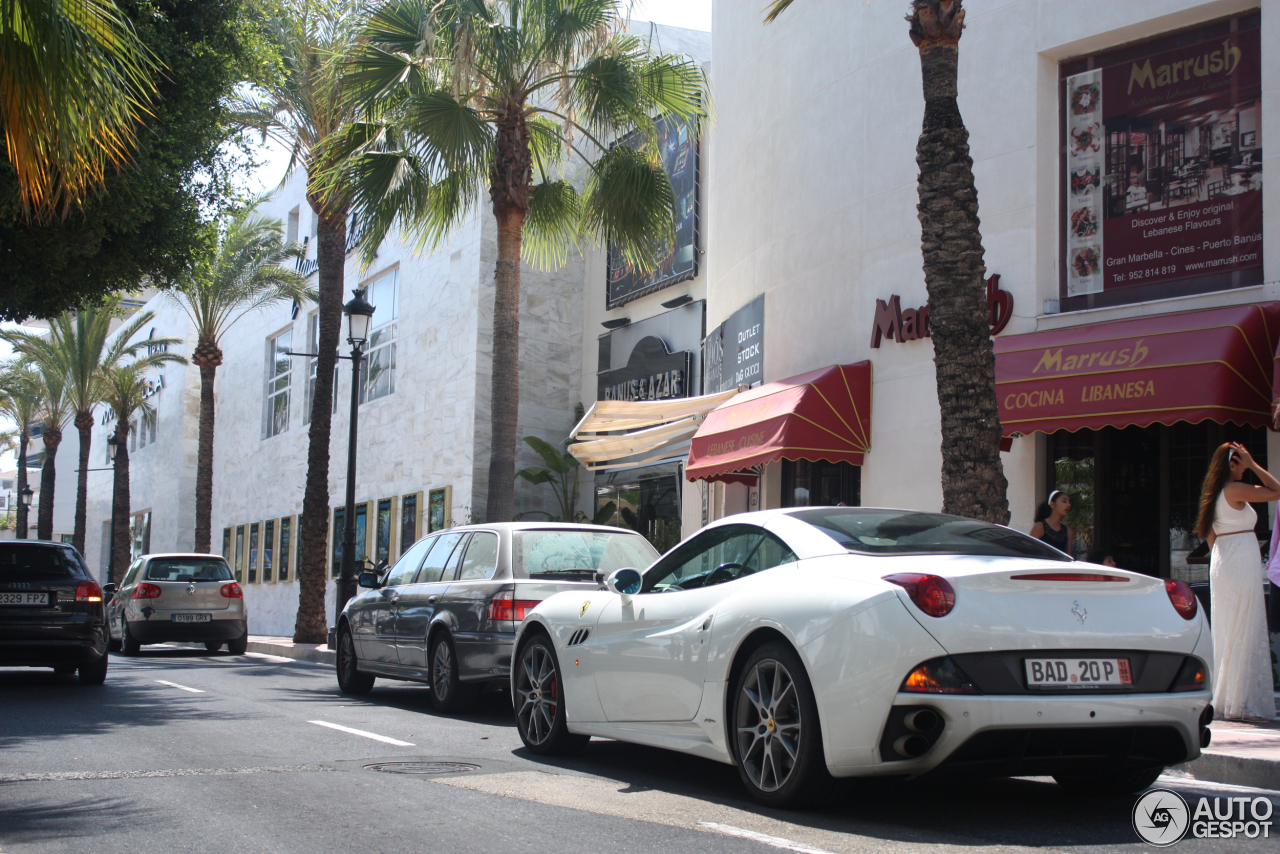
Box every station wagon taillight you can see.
[75,581,103,602]
[220,583,243,599]
[133,582,163,599]
[488,590,540,622]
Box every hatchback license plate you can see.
[1025,657,1131,688]
[172,613,212,623]
[0,592,49,606]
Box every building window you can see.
[234,525,245,582]
[266,329,292,438]
[248,522,260,583]
[359,269,398,404]
[331,507,344,578]
[376,498,393,567]
[264,519,276,582]
[130,511,151,560]
[278,516,292,582]
[222,528,231,562]
[286,206,300,245]
[129,422,137,452]
[400,493,418,555]
[780,460,861,508]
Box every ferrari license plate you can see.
[171,613,212,623]
[0,592,49,606]
[1025,657,1132,688]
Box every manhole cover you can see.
[363,761,481,776]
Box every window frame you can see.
[265,327,294,439]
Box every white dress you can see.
[1209,490,1274,720]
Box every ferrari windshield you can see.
[791,508,1072,561]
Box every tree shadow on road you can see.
[0,790,144,847]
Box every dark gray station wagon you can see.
[336,523,658,711]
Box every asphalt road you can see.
[1,647,1275,854]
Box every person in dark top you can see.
[1031,490,1073,555]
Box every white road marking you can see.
[698,822,839,854]
[245,652,296,663]
[1158,775,1280,797]
[307,720,414,746]
[154,679,204,693]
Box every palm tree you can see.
[0,0,159,220]
[168,208,310,553]
[100,357,186,582]
[0,361,43,539]
[230,0,365,644]
[765,0,1008,524]
[2,299,177,553]
[336,0,706,527]
[31,362,73,541]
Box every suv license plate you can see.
[0,592,49,606]
[1025,658,1131,688]
[172,613,212,623]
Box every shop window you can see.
[401,493,419,554]
[265,329,292,438]
[594,462,681,553]
[248,522,260,583]
[781,460,861,508]
[130,511,151,559]
[375,498,393,567]
[234,525,244,582]
[222,528,231,562]
[278,516,292,582]
[359,270,398,404]
[264,519,276,582]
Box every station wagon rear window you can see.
[0,544,84,578]
[513,531,659,580]
[145,559,234,581]
[791,509,1072,561]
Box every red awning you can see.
[686,362,872,483]
[995,302,1280,437]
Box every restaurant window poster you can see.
[606,114,699,309]
[1061,16,1261,309]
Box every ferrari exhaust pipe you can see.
[903,709,939,733]
[893,734,931,758]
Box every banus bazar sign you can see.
[598,336,690,402]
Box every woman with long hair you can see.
[1195,441,1280,721]
[1031,490,1073,555]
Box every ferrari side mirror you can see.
[604,568,642,606]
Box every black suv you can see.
[0,541,109,684]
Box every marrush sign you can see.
[870,275,1014,347]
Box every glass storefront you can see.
[1045,421,1267,577]
[595,462,682,553]
[780,460,861,508]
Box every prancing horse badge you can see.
[580,601,591,617]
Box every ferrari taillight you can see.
[883,573,955,617]
[901,657,980,694]
[1164,579,1198,620]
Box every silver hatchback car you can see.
[105,553,249,655]
[336,523,658,711]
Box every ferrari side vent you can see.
[567,628,591,647]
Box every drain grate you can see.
[363,761,481,776]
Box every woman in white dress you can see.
[1194,442,1280,721]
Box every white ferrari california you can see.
[510,507,1213,806]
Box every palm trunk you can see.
[15,431,29,539]
[110,421,131,583]
[192,342,222,554]
[294,197,347,644]
[911,0,1009,525]
[484,112,532,524]
[73,410,93,553]
[37,424,61,540]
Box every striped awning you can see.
[568,390,740,471]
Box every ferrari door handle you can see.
[700,617,712,631]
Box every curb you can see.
[1171,752,1280,791]
[246,639,335,666]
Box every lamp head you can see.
[20,485,33,507]
[107,433,119,461]
[344,289,376,347]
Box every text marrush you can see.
[1031,339,1149,374]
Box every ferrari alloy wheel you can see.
[514,634,588,755]
[336,627,374,695]
[731,642,832,806]
[429,634,475,713]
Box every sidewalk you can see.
[246,636,1279,791]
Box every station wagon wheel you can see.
[120,617,140,656]
[513,634,588,755]
[429,634,476,713]
[335,626,374,695]
[731,642,833,806]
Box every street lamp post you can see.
[335,289,376,620]
[20,485,33,540]
[106,434,119,580]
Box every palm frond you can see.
[522,180,581,270]
[582,143,674,270]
